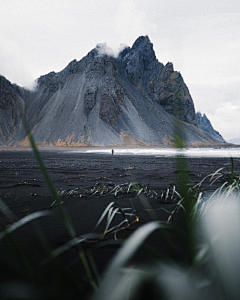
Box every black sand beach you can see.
[0,149,239,298]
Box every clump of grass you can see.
[57,182,157,198]
[208,158,240,197]
[93,201,139,240]
[158,182,204,224]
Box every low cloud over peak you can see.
[96,42,128,58]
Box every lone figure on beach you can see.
[112,149,114,155]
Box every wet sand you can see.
[0,149,239,293]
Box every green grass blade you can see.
[106,221,164,273]
[0,211,51,240]
[16,101,97,291]
[126,182,132,193]
[50,237,86,259]
[94,202,115,230]
[210,168,224,181]
[0,197,16,222]
[17,101,76,238]
[102,207,122,239]
[136,188,143,196]
[113,220,129,240]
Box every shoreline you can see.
[1,145,240,159]
[0,142,239,152]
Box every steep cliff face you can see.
[196,112,225,143]
[0,76,25,145]
[120,36,197,126]
[0,36,225,147]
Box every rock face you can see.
[0,76,25,145]
[121,37,197,126]
[196,112,225,143]
[0,36,225,147]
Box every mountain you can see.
[0,36,226,147]
[196,112,225,143]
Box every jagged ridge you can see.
[0,36,226,147]
[196,112,225,143]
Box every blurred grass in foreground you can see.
[0,106,240,299]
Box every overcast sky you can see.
[0,0,239,141]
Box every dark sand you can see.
[0,149,239,297]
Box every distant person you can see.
[112,149,114,155]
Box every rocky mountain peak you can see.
[126,35,156,66]
[196,112,225,143]
[0,75,25,145]
[0,76,22,108]
[165,62,174,72]
[132,35,152,50]
[120,36,157,87]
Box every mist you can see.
[96,43,128,58]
